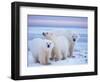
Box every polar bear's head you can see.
[44,39,54,49]
[72,33,79,42]
[42,32,55,40]
[66,31,79,43]
[42,31,79,44]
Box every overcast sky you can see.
[28,15,88,28]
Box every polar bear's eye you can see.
[72,35,74,38]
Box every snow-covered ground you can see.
[27,27,88,67]
[27,42,88,67]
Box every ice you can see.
[27,41,88,67]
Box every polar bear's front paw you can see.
[62,57,66,60]
[43,62,51,65]
[67,55,75,58]
[47,62,51,65]
[50,57,54,60]
[55,58,59,61]
[40,62,51,65]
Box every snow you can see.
[27,49,87,67]
[27,40,88,67]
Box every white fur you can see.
[28,38,54,65]
[53,30,79,57]
[42,32,69,60]
[42,30,79,60]
[56,36,69,59]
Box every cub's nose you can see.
[47,44,50,48]
[73,38,76,42]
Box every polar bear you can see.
[65,31,79,57]
[52,30,79,57]
[42,32,70,61]
[28,38,54,65]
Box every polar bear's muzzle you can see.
[73,38,76,42]
[46,43,51,48]
[47,44,50,48]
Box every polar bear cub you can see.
[42,32,69,61]
[28,38,54,65]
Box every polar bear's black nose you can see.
[73,38,76,42]
[47,44,50,48]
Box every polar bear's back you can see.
[56,36,69,52]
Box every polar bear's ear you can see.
[42,32,45,36]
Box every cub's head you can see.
[44,39,54,49]
[72,33,79,42]
[66,31,79,43]
[42,32,55,40]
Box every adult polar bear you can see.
[54,30,79,57]
[28,38,54,65]
[42,30,79,61]
[42,32,70,61]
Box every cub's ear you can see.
[42,32,45,36]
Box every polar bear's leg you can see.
[50,48,61,61]
[68,47,72,57]
[38,51,46,65]
[45,53,51,65]
[62,51,69,60]
[38,51,50,65]
[44,51,51,65]
[50,49,55,60]
[40,56,47,65]
[54,48,62,61]
[38,56,45,65]
[68,44,75,57]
